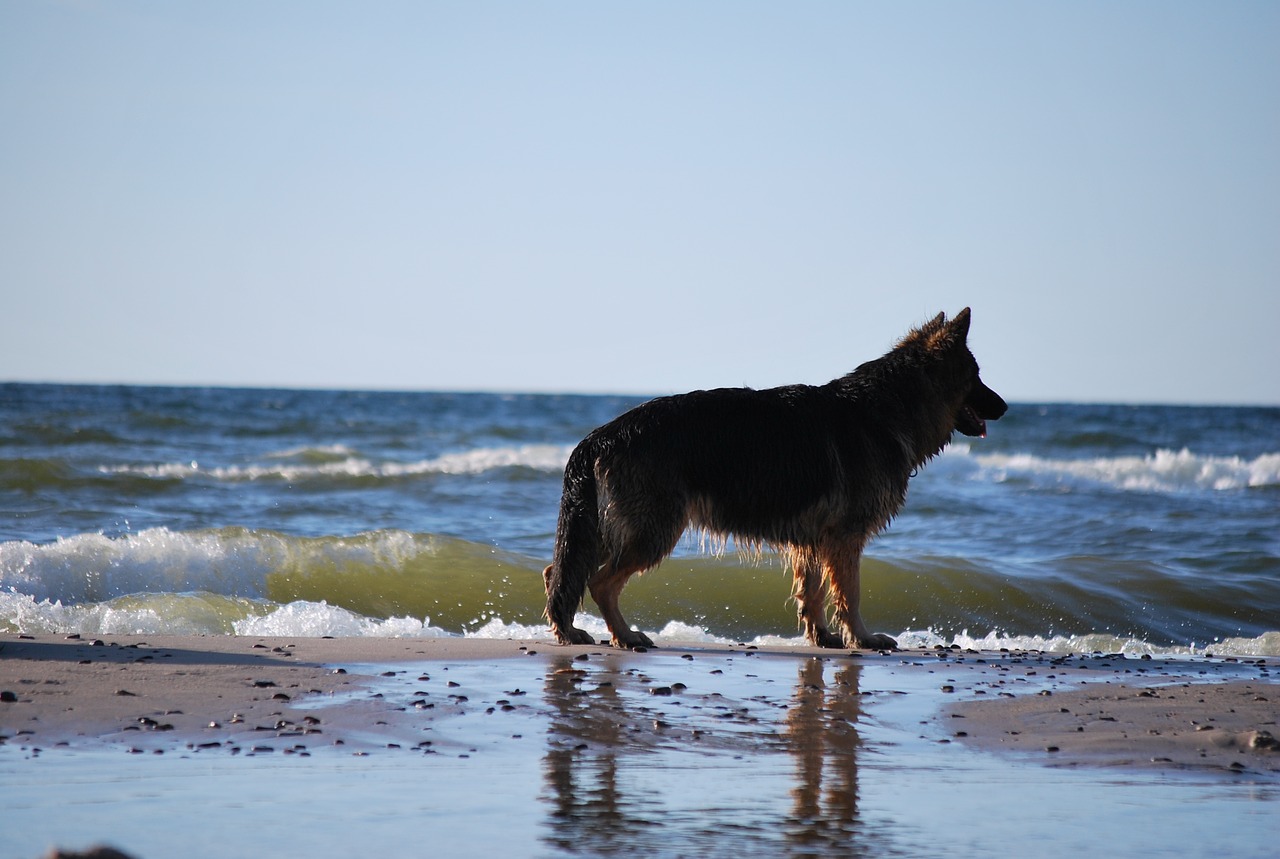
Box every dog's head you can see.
[910,307,1008,438]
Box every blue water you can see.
[2,384,1278,654]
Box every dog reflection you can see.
[785,658,863,848]
[540,655,868,854]
[541,655,659,854]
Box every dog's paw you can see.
[855,632,899,651]
[812,629,847,649]
[611,629,655,651]
[556,626,595,646]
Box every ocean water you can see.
[2,383,1277,656]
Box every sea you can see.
[2,383,1277,656]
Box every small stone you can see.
[0,691,18,703]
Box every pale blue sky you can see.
[3,1,1277,404]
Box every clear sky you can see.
[2,1,1277,404]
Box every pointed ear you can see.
[948,307,971,342]
[898,311,948,349]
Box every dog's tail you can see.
[543,436,604,643]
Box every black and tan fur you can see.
[543,308,1006,650]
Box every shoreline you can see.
[2,633,1276,777]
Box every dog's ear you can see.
[921,307,971,354]
[899,312,949,350]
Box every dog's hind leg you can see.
[790,548,844,648]
[544,563,595,645]
[587,559,655,650]
[587,505,686,650]
[544,442,608,646]
[824,540,898,650]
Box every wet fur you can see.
[543,308,1007,650]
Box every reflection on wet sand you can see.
[539,653,882,857]
[785,658,863,852]
[541,654,660,854]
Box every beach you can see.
[3,633,1277,858]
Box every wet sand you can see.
[3,633,1275,773]
[2,634,1278,858]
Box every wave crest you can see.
[968,447,1280,492]
[99,443,573,482]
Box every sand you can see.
[5,633,1279,859]
[2,633,1275,775]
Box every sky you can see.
[2,1,1277,405]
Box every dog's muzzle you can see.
[956,380,1007,438]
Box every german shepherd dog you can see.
[543,308,1006,650]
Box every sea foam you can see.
[100,443,573,482]
[964,447,1280,492]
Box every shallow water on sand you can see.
[2,651,1276,859]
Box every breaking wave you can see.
[3,527,1277,656]
[965,447,1280,492]
[97,443,574,482]
[77,445,1280,494]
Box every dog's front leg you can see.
[825,543,897,651]
[792,551,844,648]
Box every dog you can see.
[543,307,1006,650]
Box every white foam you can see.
[0,590,258,636]
[232,600,450,638]
[0,529,278,602]
[0,527,433,603]
[894,628,1280,658]
[958,447,1280,493]
[100,444,573,482]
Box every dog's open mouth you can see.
[956,405,987,438]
